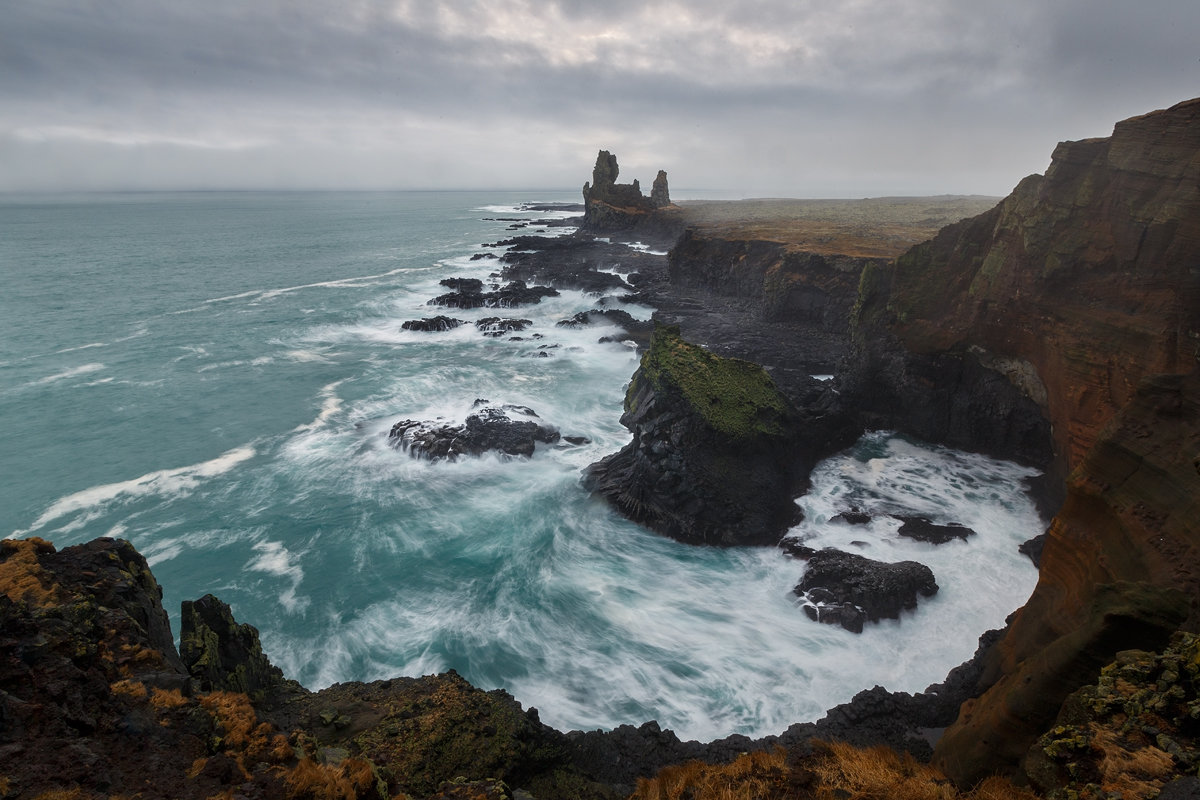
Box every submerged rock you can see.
[791,548,938,633]
[389,403,561,460]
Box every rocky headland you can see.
[5,99,1200,798]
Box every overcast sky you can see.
[2,0,1197,197]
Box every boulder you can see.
[389,404,561,460]
[179,593,298,700]
[792,548,939,632]
[894,516,975,544]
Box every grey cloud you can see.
[1,0,1197,195]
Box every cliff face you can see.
[856,98,1200,486]
[667,231,878,327]
[861,98,1200,784]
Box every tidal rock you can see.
[476,317,533,337]
[402,315,466,332]
[430,279,559,309]
[389,404,560,460]
[834,509,873,525]
[792,548,938,632]
[584,323,802,545]
[895,516,975,544]
[557,308,655,345]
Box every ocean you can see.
[0,191,1041,741]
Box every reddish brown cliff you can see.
[860,98,1200,485]
[852,98,1200,784]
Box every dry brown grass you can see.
[0,537,61,606]
[283,757,379,800]
[811,741,954,800]
[108,679,148,702]
[149,687,189,711]
[632,741,1040,800]
[1092,726,1174,800]
[634,749,789,800]
[677,196,999,258]
[199,690,292,772]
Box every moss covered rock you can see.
[585,323,803,545]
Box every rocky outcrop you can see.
[581,150,682,239]
[851,98,1200,492]
[651,170,671,208]
[934,369,1199,784]
[389,402,562,460]
[180,593,299,700]
[788,547,939,633]
[584,323,803,546]
[402,315,466,332]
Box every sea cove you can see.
[0,190,1041,740]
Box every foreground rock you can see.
[389,402,561,460]
[788,547,939,633]
[584,324,802,545]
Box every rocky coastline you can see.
[4,99,1200,798]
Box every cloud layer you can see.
[2,0,1198,195]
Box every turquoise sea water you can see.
[0,191,1041,740]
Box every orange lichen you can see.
[0,537,61,606]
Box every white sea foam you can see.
[247,540,308,613]
[13,445,256,536]
[27,362,105,386]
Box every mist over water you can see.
[0,191,1040,741]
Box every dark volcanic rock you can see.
[430,279,559,309]
[792,548,939,632]
[895,516,975,544]
[557,308,655,345]
[180,593,299,700]
[584,324,803,545]
[402,315,467,332]
[389,404,560,460]
[651,170,671,208]
[476,317,533,337]
[834,509,873,525]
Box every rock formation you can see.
[790,548,939,633]
[389,402,562,460]
[581,150,679,235]
[584,323,803,546]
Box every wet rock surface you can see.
[430,277,560,309]
[788,547,939,632]
[389,402,561,460]
[402,315,467,332]
[895,516,975,544]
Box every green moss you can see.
[634,324,791,440]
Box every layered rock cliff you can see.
[581,150,682,240]
[844,98,1200,784]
